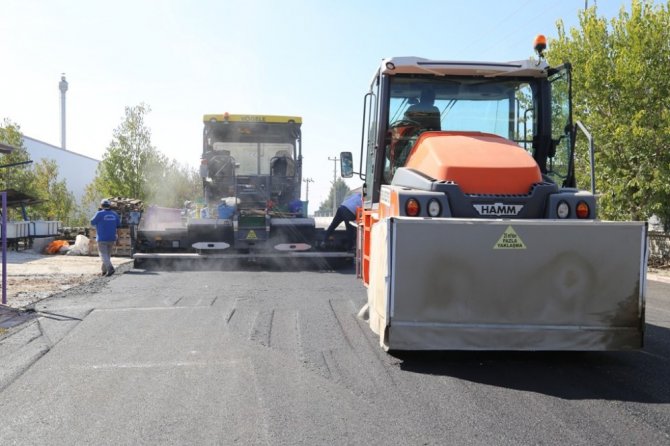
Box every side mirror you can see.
[340,151,354,178]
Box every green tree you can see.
[85,103,167,206]
[549,0,670,224]
[318,178,350,215]
[31,159,77,223]
[0,119,36,197]
[85,104,202,209]
[1,119,81,223]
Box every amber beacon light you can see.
[533,34,547,58]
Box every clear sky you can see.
[1,0,635,209]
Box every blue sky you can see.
[1,0,636,208]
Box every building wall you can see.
[22,136,99,203]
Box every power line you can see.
[478,1,569,60]
[459,0,534,56]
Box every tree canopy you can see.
[85,104,200,209]
[148,159,202,209]
[31,159,77,222]
[549,0,670,225]
[317,178,351,215]
[0,119,35,197]
[85,104,164,203]
[1,119,78,223]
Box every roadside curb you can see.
[647,272,670,284]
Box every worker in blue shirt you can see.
[90,199,121,276]
[323,192,362,250]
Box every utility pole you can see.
[328,156,340,216]
[302,177,314,202]
[302,177,313,217]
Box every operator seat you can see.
[270,150,296,207]
[271,150,295,177]
[404,88,441,131]
[209,153,234,179]
[404,107,441,131]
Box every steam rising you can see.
[139,206,184,231]
[143,160,201,210]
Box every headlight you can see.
[427,199,441,217]
[557,201,570,219]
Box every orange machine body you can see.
[405,131,542,195]
[362,131,543,286]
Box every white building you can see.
[22,136,99,203]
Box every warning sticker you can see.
[246,230,257,240]
[494,226,526,250]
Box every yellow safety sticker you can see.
[246,230,257,240]
[494,226,526,250]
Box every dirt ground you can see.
[1,250,133,309]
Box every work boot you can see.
[101,269,108,276]
[106,268,115,277]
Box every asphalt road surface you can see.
[0,263,669,445]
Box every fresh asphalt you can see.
[0,264,669,445]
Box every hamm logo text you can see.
[473,203,523,216]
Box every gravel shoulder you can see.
[1,250,133,310]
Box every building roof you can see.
[0,189,43,207]
[0,142,16,154]
[22,136,100,162]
